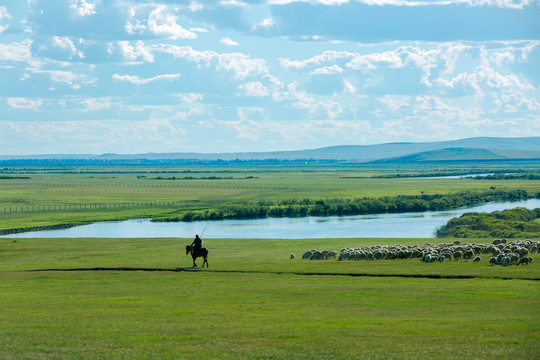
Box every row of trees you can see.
[156,189,535,223]
[473,173,540,180]
[436,207,540,238]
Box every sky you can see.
[0,0,539,155]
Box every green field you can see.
[1,236,539,359]
[2,164,540,234]
[1,164,539,359]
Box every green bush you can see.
[436,207,540,238]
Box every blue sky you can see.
[0,0,539,155]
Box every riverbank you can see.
[5,198,540,239]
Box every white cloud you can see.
[189,27,208,33]
[118,41,154,63]
[377,95,411,112]
[7,97,42,110]
[112,73,181,85]
[0,40,34,64]
[69,0,97,16]
[82,97,112,111]
[311,64,344,75]
[147,6,197,40]
[0,6,10,21]
[238,82,269,97]
[52,36,84,59]
[175,93,203,103]
[267,0,534,9]
[30,68,97,89]
[0,6,11,33]
[343,78,356,94]
[220,37,239,46]
[220,0,248,6]
[125,19,147,36]
[217,53,268,79]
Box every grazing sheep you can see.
[501,256,511,267]
[422,254,432,263]
[453,251,462,261]
[509,254,520,265]
[463,249,474,260]
[453,240,461,245]
[517,257,530,266]
[438,255,445,263]
[473,256,481,263]
[290,254,295,259]
[489,257,497,266]
[517,248,529,257]
[325,251,337,260]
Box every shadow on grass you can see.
[24,267,540,281]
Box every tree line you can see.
[155,189,535,222]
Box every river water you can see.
[3,198,539,239]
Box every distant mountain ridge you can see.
[1,137,540,163]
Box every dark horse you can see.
[186,245,209,268]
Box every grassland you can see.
[1,236,539,360]
[2,163,540,234]
[1,164,539,359]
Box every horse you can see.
[186,245,209,268]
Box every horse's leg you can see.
[192,255,197,268]
[202,257,208,267]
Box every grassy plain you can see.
[1,236,539,360]
[2,163,540,233]
[1,164,539,359]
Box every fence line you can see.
[1,201,186,213]
[0,182,289,191]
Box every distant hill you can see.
[371,147,540,164]
[1,137,539,163]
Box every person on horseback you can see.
[190,234,202,255]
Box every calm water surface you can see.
[3,198,539,239]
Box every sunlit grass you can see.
[0,236,539,359]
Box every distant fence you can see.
[0,182,289,191]
[1,201,186,213]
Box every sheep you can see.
[501,256,511,267]
[489,257,498,266]
[290,254,295,260]
[517,257,530,266]
[463,249,474,260]
[453,251,462,261]
[517,248,529,257]
[438,255,445,263]
[325,251,337,260]
[509,254,520,265]
[473,256,481,263]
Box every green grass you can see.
[1,237,539,359]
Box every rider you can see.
[190,234,202,255]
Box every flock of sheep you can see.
[298,239,537,266]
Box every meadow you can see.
[0,236,539,360]
[1,163,539,359]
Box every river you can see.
[2,198,539,239]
